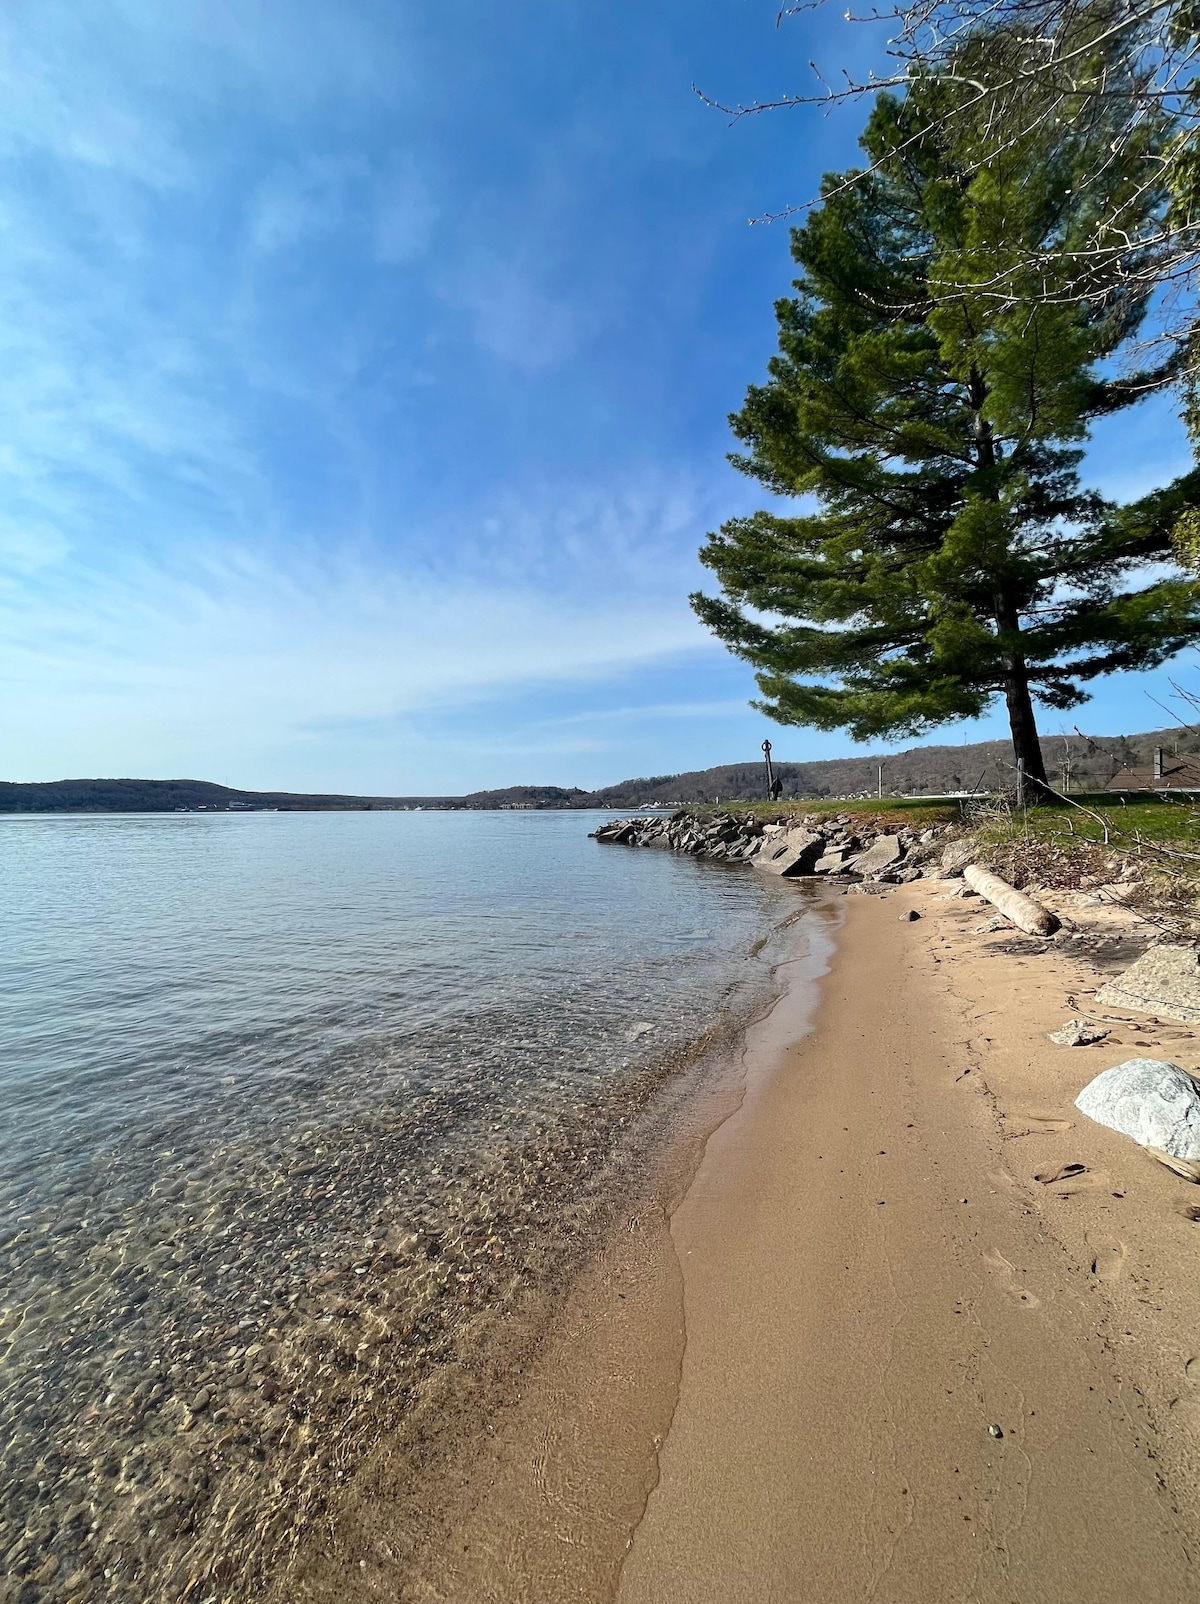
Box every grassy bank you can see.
[680,791,1200,938]
[685,797,961,830]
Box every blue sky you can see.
[0,0,1194,794]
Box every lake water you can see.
[0,810,805,1601]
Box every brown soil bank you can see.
[297,887,1200,1602]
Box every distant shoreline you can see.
[4,722,1199,812]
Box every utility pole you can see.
[877,763,884,800]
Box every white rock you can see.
[1048,1019,1109,1047]
[1075,1058,1200,1160]
[1096,946,1200,1026]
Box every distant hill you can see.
[0,778,600,814]
[5,726,1200,813]
[0,778,447,813]
[459,785,591,809]
[585,726,1200,805]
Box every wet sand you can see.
[385,884,1200,1603]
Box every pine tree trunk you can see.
[1003,668,1048,790]
[972,384,1050,792]
[994,589,1048,791]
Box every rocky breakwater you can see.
[590,810,943,884]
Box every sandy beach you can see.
[285,876,1200,1602]
[619,885,1200,1603]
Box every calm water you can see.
[0,810,804,1601]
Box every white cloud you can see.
[247,160,353,256]
[0,465,728,782]
[246,151,437,265]
[534,698,752,727]
[0,1,419,184]
[446,254,589,372]
[372,154,437,264]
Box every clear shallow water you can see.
[0,811,801,1601]
[2,810,787,1193]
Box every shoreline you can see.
[260,893,830,1603]
[619,886,1200,1602]
[1,831,798,1604]
[341,877,1200,1603]
[271,896,838,1602]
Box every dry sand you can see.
[306,882,1200,1602]
[619,884,1200,1603]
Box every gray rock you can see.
[939,841,975,879]
[753,828,826,877]
[1075,1058,1200,1160]
[813,848,853,874]
[1048,1019,1109,1047]
[594,821,636,844]
[855,835,905,878]
[1095,946,1200,1026]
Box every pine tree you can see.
[693,65,1200,789]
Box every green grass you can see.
[969,792,1200,913]
[990,792,1200,847]
[687,788,1200,847]
[687,797,961,829]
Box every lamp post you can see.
[762,739,776,801]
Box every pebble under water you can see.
[0,809,802,1602]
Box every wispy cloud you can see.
[526,698,751,728]
[0,0,1185,796]
[246,152,437,264]
[372,154,438,265]
[445,254,589,373]
[0,468,727,781]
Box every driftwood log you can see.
[963,864,1061,936]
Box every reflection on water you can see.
[0,810,801,1600]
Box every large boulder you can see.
[1096,946,1200,1026]
[814,847,854,874]
[1075,1058,1200,1161]
[753,827,826,877]
[593,821,636,843]
[939,841,975,879]
[854,834,905,878]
